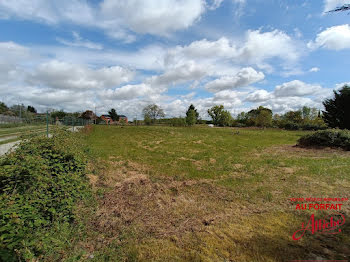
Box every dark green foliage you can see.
[186,109,197,126]
[323,85,350,129]
[297,129,350,150]
[108,108,119,121]
[247,106,272,128]
[207,105,233,127]
[237,107,272,128]
[51,110,67,119]
[283,110,303,124]
[0,102,9,114]
[274,107,326,131]
[185,104,199,126]
[27,105,37,113]
[144,114,152,125]
[170,117,187,127]
[0,129,90,260]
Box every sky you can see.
[0,0,349,119]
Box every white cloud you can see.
[335,82,350,89]
[165,30,301,74]
[308,24,350,50]
[239,29,301,65]
[323,0,348,12]
[57,32,103,50]
[28,60,134,90]
[204,67,264,92]
[262,96,318,113]
[100,0,205,37]
[0,41,30,83]
[0,0,95,25]
[100,83,152,100]
[0,0,207,40]
[309,67,320,72]
[274,80,322,97]
[151,61,209,87]
[246,89,273,102]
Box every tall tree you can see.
[186,109,197,126]
[108,108,119,121]
[186,104,199,126]
[142,104,165,124]
[27,105,37,113]
[323,85,350,129]
[301,106,311,120]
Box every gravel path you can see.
[0,135,18,142]
[0,141,20,156]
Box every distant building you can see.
[101,114,112,124]
[118,115,128,124]
[100,114,128,124]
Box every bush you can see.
[170,117,187,127]
[300,123,327,131]
[279,121,327,131]
[0,128,91,260]
[297,129,350,150]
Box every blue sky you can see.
[0,0,349,118]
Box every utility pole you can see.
[46,111,49,138]
[94,106,97,124]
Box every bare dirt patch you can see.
[89,161,250,243]
[261,145,350,158]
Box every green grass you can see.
[57,126,350,261]
[87,126,307,180]
[0,125,46,136]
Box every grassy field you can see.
[79,125,349,261]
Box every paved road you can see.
[0,126,84,156]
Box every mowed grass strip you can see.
[0,125,46,136]
[82,125,350,262]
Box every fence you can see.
[0,114,23,124]
[0,113,93,127]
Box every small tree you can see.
[247,106,272,127]
[80,110,96,120]
[283,110,303,124]
[143,104,165,124]
[208,105,232,126]
[323,85,350,129]
[108,108,119,121]
[255,110,272,128]
[0,102,9,114]
[186,105,198,126]
[144,114,152,125]
[51,110,67,119]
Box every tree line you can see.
[142,85,350,130]
[1,85,349,130]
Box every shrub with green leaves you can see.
[297,129,350,150]
[0,128,91,260]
